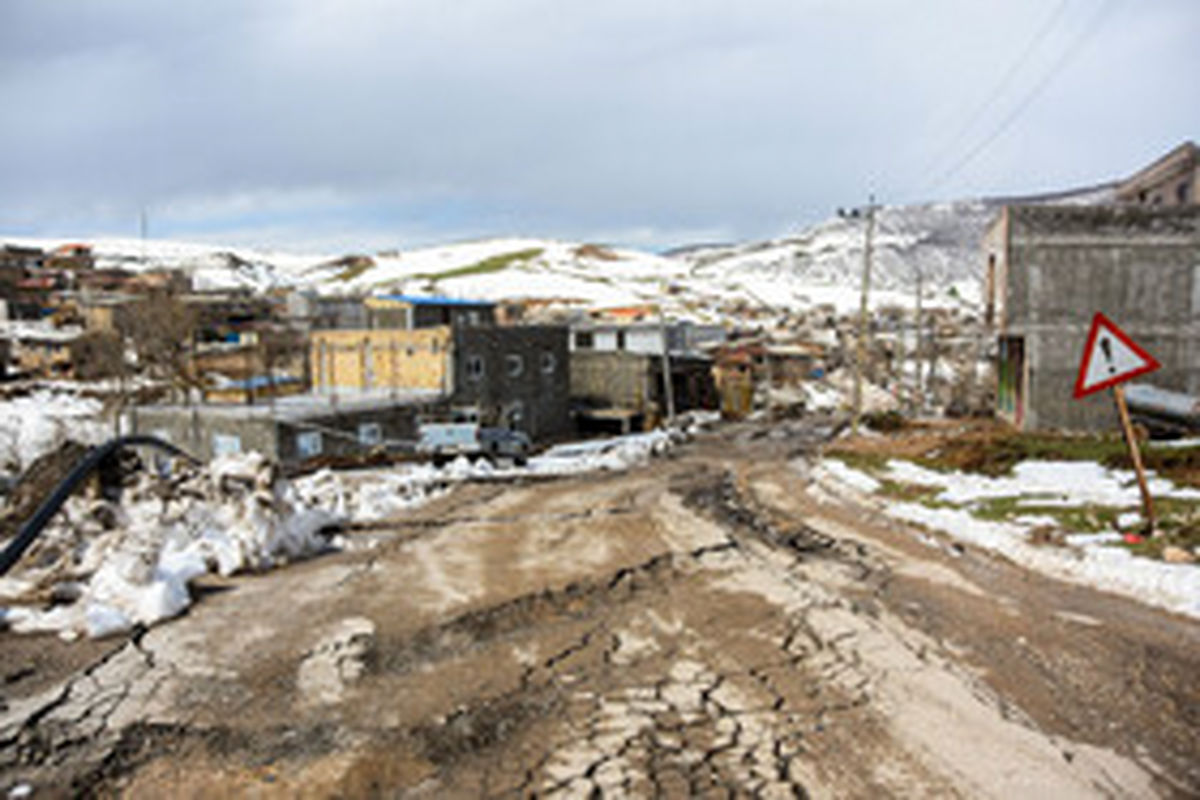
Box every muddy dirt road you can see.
[2,422,1198,797]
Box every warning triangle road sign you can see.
[1073,312,1161,399]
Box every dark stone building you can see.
[451,325,571,442]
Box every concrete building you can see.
[451,325,571,441]
[983,204,1200,431]
[366,295,496,330]
[570,351,717,433]
[1115,141,1198,208]
[130,391,447,463]
[285,292,369,331]
[569,320,725,355]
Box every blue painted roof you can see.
[220,375,304,390]
[377,294,495,307]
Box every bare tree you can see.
[123,290,200,403]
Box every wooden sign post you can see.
[1110,384,1156,532]
[1073,313,1162,535]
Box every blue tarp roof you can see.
[377,294,494,307]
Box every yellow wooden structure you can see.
[309,327,452,393]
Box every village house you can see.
[568,319,722,431]
[44,243,94,271]
[364,294,497,330]
[1115,141,1198,208]
[983,204,1200,431]
[4,324,82,378]
[0,245,44,308]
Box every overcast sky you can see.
[1,0,1196,253]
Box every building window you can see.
[358,422,383,446]
[574,331,594,349]
[466,354,485,381]
[541,352,556,374]
[1178,181,1191,205]
[296,431,323,458]
[616,330,627,351]
[212,433,242,457]
[506,354,524,377]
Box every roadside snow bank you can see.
[815,458,1200,620]
[885,459,1200,506]
[296,429,682,523]
[1,453,339,639]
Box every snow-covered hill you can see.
[5,184,1115,322]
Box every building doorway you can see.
[997,336,1025,427]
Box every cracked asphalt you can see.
[2,421,1198,798]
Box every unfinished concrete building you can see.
[984,204,1200,431]
[1115,141,1198,208]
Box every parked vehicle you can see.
[416,422,530,465]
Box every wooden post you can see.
[1112,383,1156,533]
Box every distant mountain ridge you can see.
[2,182,1117,321]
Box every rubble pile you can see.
[0,452,340,639]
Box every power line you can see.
[923,0,1120,195]
[918,0,1072,182]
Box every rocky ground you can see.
[2,421,1197,798]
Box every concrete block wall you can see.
[996,205,1200,431]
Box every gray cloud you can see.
[1,0,1196,250]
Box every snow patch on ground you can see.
[815,458,1200,620]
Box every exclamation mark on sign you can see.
[1100,336,1116,374]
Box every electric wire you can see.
[922,0,1120,195]
[918,0,1072,183]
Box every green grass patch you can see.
[914,432,1129,477]
[413,248,543,282]
[876,479,955,508]
[826,450,889,476]
[334,261,374,282]
[969,497,1120,532]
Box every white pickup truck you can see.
[416,422,531,465]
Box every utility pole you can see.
[658,304,676,426]
[140,207,149,266]
[914,265,924,412]
[851,195,877,435]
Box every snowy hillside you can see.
[5,184,1116,320]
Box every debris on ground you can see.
[1,452,340,639]
[0,429,688,639]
